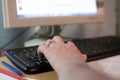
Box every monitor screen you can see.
[2,0,105,28]
[17,0,97,18]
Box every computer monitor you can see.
[2,0,105,28]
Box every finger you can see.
[67,41,75,45]
[67,41,78,49]
[37,45,49,56]
[67,41,87,61]
[81,54,87,61]
[45,39,53,47]
[67,41,83,52]
[52,36,64,44]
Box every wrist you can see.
[57,59,87,80]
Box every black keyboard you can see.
[4,36,120,74]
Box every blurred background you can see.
[0,0,119,49]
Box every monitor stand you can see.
[24,26,61,47]
[24,38,47,47]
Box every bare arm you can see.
[37,36,118,80]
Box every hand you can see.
[37,36,87,73]
[37,36,119,80]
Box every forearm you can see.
[57,61,115,80]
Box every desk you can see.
[88,55,120,79]
[1,55,120,80]
[0,57,57,80]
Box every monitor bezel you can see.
[2,0,105,28]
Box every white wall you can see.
[60,0,116,39]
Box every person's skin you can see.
[37,36,118,80]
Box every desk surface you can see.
[1,55,120,80]
[88,55,120,79]
[0,57,57,80]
